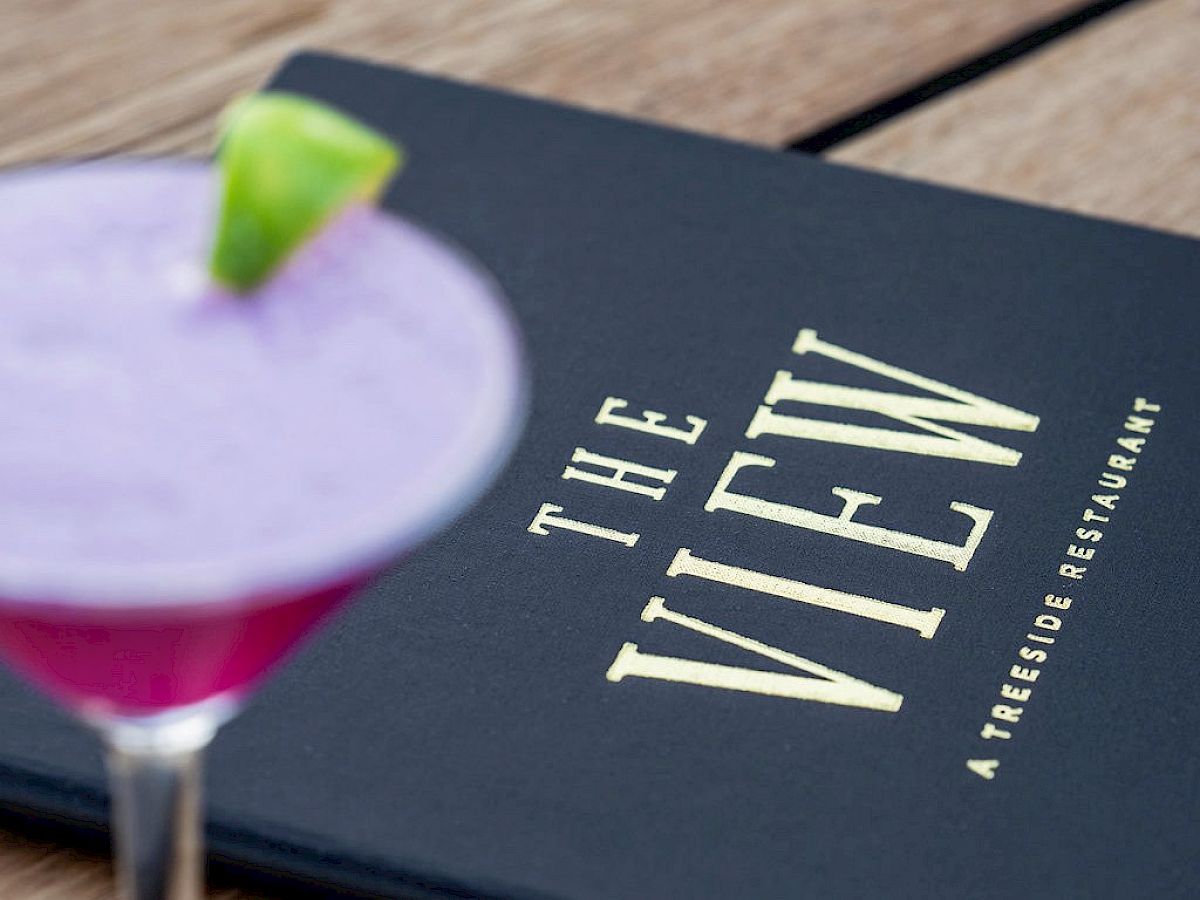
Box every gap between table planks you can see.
[830,0,1200,237]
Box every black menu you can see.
[0,52,1196,898]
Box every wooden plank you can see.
[831,0,1200,237]
[0,832,114,900]
[0,0,1086,165]
[0,828,241,899]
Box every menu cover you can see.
[0,51,1196,898]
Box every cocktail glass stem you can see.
[101,710,220,900]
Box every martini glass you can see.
[0,159,525,898]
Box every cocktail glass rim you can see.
[0,157,529,610]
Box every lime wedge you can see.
[208,92,403,292]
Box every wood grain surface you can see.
[0,827,243,900]
[0,0,1085,165]
[831,0,1200,237]
[7,838,234,900]
[0,0,1188,897]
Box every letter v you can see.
[606,597,902,712]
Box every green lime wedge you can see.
[208,92,403,292]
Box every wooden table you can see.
[1,1,1196,896]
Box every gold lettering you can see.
[1010,665,1040,683]
[1097,473,1126,490]
[1019,646,1047,663]
[1124,414,1154,434]
[1066,544,1095,561]
[1059,563,1086,580]
[744,328,1039,466]
[1133,397,1161,413]
[1044,594,1073,610]
[667,547,944,639]
[606,597,903,712]
[594,396,707,445]
[1107,455,1136,472]
[527,503,639,547]
[967,758,1000,779]
[1082,508,1110,523]
[1001,684,1031,702]
[1117,436,1146,454]
[1092,494,1119,510]
[980,723,1012,740]
[1034,614,1062,631]
[705,451,992,571]
[561,448,676,501]
[992,704,1023,724]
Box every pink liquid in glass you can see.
[0,160,523,720]
[0,577,365,716]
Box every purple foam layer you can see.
[0,160,523,605]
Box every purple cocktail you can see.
[0,158,524,896]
